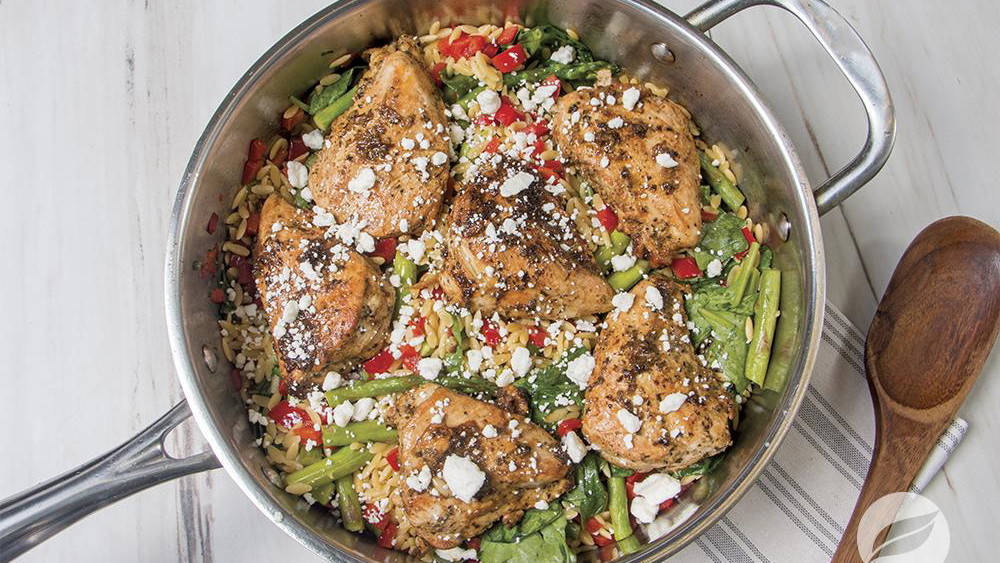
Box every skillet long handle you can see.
[0,401,219,561]
[686,0,896,215]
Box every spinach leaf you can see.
[440,73,480,103]
[517,24,594,61]
[514,346,588,431]
[564,453,607,522]
[685,270,758,392]
[306,67,359,114]
[670,453,724,479]
[692,213,748,272]
[479,506,575,563]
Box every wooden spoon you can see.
[831,216,1000,562]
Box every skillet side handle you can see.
[0,400,219,561]
[686,0,896,215]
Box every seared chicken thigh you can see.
[438,156,613,320]
[253,196,394,382]
[308,36,450,238]
[582,275,735,472]
[551,84,702,265]
[385,384,572,549]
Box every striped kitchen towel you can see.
[666,303,968,562]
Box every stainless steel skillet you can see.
[0,0,893,560]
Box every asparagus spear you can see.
[311,482,336,506]
[323,420,398,447]
[745,269,781,386]
[699,151,745,211]
[594,231,632,270]
[727,242,760,307]
[286,447,372,489]
[313,86,357,131]
[336,475,365,532]
[608,259,650,292]
[608,476,641,555]
[324,376,423,408]
[392,250,418,316]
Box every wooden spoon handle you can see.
[832,216,1000,563]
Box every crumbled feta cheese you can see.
[611,253,637,272]
[616,408,642,433]
[406,239,426,263]
[321,371,343,391]
[600,156,610,168]
[436,547,478,562]
[565,353,595,389]
[442,455,486,503]
[302,129,325,150]
[510,347,532,377]
[622,87,641,110]
[656,153,679,168]
[495,369,515,387]
[583,131,595,142]
[659,392,687,414]
[466,349,483,373]
[431,151,448,166]
[534,499,550,510]
[612,292,635,313]
[476,89,501,115]
[352,397,375,421]
[399,218,409,233]
[549,44,575,64]
[645,285,664,310]
[482,424,498,438]
[607,116,624,129]
[406,465,432,492]
[499,170,535,197]
[634,473,681,504]
[630,496,659,524]
[348,167,376,193]
[418,357,443,380]
[332,401,354,427]
[562,430,587,463]
[706,258,723,278]
[450,103,469,121]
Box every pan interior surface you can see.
[165,1,823,561]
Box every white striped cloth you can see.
[667,303,968,562]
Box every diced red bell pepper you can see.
[467,537,482,550]
[493,97,525,126]
[432,286,446,300]
[483,137,501,154]
[659,497,676,511]
[268,400,309,429]
[584,517,603,534]
[541,74,562,98]
[440,33,492,60]
[368,237,397,264]
[288,138,309,161]
[473,114,495,126]
[701,209,718,222]
[229,368,243,391]
[543,160,563,175]
[230,255,254,285]
[556,418,582,437]
[537,166,560,184]
[408,316,427,337]
[596,207,619,232]
[527,119,550,137]
[491,44,527,73]
[206,212,220,235]
[280,107,306,132]
[399,345,421,372]
[377,522,398,548]
[245,212,261,237]
[593,533,615,547]
[430,62,447,86]
[294,424,322,447]
[528,326,547,348]
[270,144,288,167]
[496,26,519,45]
[363,349,395,376]
[531,138,546,158]
[209,288,225,304]
[241,139,267,185]
[386,447,400,471]
[278,378,288,395]
[741,226,756,244]
[480,320,501,347]
[671,255,703,279]
[598,542,617,561]
[200,246,219,280]
[364,503,389,531]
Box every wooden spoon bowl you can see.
[832,216,1000,562]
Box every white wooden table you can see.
[1,0,997,561]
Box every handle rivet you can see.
[777,213,792,241]
[202,345,218,373]
[651,43,675,63]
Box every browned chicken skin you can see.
[550,84,702,265]
[253,195,394,382]
[437,156,614,320]
[583,275,736,472]
[308,37,450,238]
[385,384,572,549]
